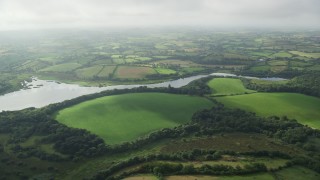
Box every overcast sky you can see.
[0,0,319,31]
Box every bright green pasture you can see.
[207,78,256,96]
[56,93,213,144]
[215,93,320,129]
[181,67,205,73]
[270,52,292,58]
[155,68,176,74]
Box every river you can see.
[0,73,286,111]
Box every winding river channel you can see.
[0,73,286,111]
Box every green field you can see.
[215,93,320,129]
[270,51,292,58]
[155,68,177,74]
[308,65,320,71]
[268,60,288,66]
[40,63,82,72]
[126,166,320,180]
[181,67,205,73]
[290,51,320,59]
[56,93,213,144]
[97,65,116,77]
[207,78,256,96]
[76,66,103,79]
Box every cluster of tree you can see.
[197,53,253,65]
[191,106,319,144]
[10,144,65,161]
[0,109,109,160]
[240,68,306,78]
[0,81,12,95]
[244,72,320,98]
[92,149,290,180]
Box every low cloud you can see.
[0,0,319,30]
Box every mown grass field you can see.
[56,93,213,144]
[207,78,256,96]
[215,93,320,129]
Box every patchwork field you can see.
[215,93,320,129]
[55,93,214,144]
[207,78,256,96]
[115,66,156,79]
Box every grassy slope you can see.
[56,93,213,144]
[215,93,320,129]
[207,78,256,96]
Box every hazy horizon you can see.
[0,0,320,31]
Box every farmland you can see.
[114,66,157,79]
[1,30,320,89]
[126,166,320,180]
[0,30,320,179]
[215,93,320,129]
[56,93,214,144]
[207,78,256,96]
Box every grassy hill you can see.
[207,78,256,96]
[215,93,320,129]
[56,93,214,144]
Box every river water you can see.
[0,73,285,111]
